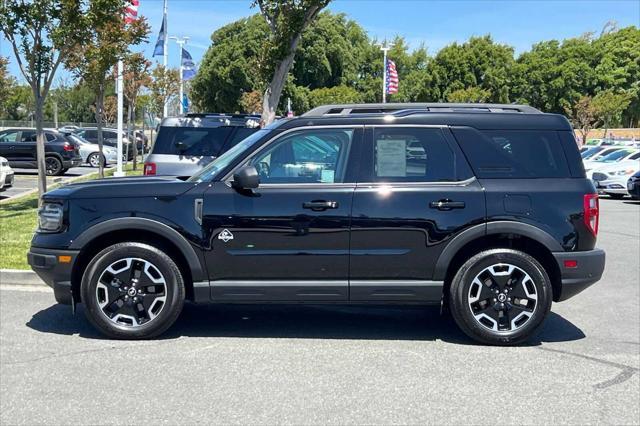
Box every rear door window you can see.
[452,128,571,178]
[369,127,456,182]
[152,127,233,156]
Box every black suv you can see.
[28,103,605,345]
[0,128,82,175]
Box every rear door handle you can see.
[429,199,465,211]
[303,200,338,211]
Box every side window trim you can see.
[223,125,364,186]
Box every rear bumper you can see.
[28,247,79,305]
[62,158,82,169]
[553,249,606,301]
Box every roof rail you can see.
[185,113,261,119]
[302,103,542,117]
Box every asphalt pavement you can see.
[0,166,103,201]
[0,198,638,425]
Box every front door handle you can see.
[303,200,338,211]
[429,199,465,211]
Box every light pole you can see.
[379,41,393,104]
[162,0,169,118]
[170,36,189,115]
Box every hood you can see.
[43,176,198,200]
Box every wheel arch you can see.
[70,218,206,302]
[435,222,563,302]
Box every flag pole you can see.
[380,44,390,104]
[162,0,168,118]
[114,59,125,177]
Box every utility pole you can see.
[170,36,189,115]
[380,42,392,104]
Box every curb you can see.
[0,269,46,286]
[0,170,100,204]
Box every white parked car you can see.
[63,132,118,167]
[0,156,15,192]
[591,159,640,199]
[583,148,639,173]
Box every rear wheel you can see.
[449,249,552,345]
[81,242,185,339]
[45,156,63,176]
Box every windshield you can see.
[596,149,635,162]
[581,147,602,159]
[188,129,270,182]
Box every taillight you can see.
[583,193,599,236]
[63,142,75,152]
[143,162,156,175]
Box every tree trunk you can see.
[260,35,302,126]
[34,98,47,205]
[95,85,105,179]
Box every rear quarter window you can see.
[452,128,571,178]
[151,127,233,156]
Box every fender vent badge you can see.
[218,229,234,243]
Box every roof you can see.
[302,103,542,117]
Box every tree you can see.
[447,87,491,103]
[253,0,331,125]
[592,90,632,137]
[0,0,96,200]
[0,57,16,118]
[565,96,597,144]
[308,85,361,108]
[66,0,148,178]
[239,90,263,114]
[149,65,180,117]
[123,53,151,169]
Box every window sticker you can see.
[321,169,335,183]
[376,139,407,177]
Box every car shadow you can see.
[26,302,585,346]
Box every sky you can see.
[1,0,639,84]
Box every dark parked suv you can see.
[28,103,605,345]
[0,128,82,175]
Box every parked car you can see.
[62,132,119,167]
[580,146,621,161]
[0,128,82,175]
[591,159,640,199]
[627,171,640,200]
[58,125,81,133]
[583,148,639,173]
[143,113,261,177]
[28,102,605,345]
[0,156,15,192]
[74,127,136,160]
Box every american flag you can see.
[124,0,139,24]
[386,59,399,94]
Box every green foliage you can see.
[591,90,633,130]
[149,65,180,116]
[447,87,491,103]
[0,57,15,117]
[308,85,362,108]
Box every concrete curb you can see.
[0,269,46,286]
[0,170,99,204]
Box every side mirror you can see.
[232,166,260,190]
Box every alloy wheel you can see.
[95,257,167,327]
[467,263,538,332]
[88,153,101,167]
[45,157,61,175]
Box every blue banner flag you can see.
[181,47,197,80]
[182,94,189,113]
[153,15,166,57]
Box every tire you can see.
[87,152,104,168]
[449,249,552,346]
[607,193,625,199]
[81,242,185,339]
[45,156,63,176]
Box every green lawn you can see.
[0,164,143,270]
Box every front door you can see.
[349,125,485,302]
[202,126,362,302]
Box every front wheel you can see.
[87,152,104,168]
[81,242,185,339]
[449,249,552,345]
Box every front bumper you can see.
[594,177,631,195]
[553,249,606,301]
[28,247,79,305]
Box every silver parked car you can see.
[143,114,261,176]
[63,132,119,167]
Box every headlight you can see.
[612,169,636,176]
[38,203,64,232]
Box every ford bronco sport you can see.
[28,103,605,345]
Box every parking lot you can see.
[0,198,638,425]
[0,166,101,201]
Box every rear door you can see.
[349,125,485,302]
